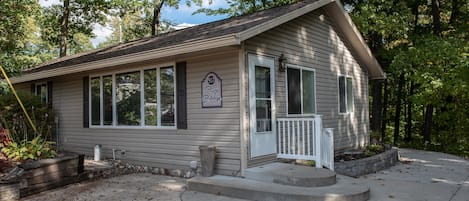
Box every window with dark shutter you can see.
[176,61,187,129]
[83,76,89,128]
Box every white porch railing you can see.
[276,115,334,170]
[322,128,334,170]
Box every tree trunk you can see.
[151,0,165,36]
[412,0,420,30]
[449,0,459,25]
[405,81,415,142]
[371,80,383,134]
[431,0,441,35]
[393,73,405,145]
[59,0,70,57]
[423,104,433,144]
[381,80,389,142]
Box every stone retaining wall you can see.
[335,147,399,177]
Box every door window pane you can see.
[287,68,301,114]
[160,67,175,126]
[338,76,346,113]
[91,78,101,125]
[256,100,272,132]
[103,76,113,125]
[116,71,141,126]
[302,70,315,114]
[255,66,271,99]
[144,69,158,126]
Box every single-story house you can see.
[9,0,385,176]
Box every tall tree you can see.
[40,0,110,57]
[0,0,41,76]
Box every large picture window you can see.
[339,75,353,113]
[90,65,176,128]
[287,66,316,115]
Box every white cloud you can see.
[39,0,60,7]
[92,24,113,47]
[172,23,197,30]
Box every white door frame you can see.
[248,54,276,158]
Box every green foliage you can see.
[364,144,384,157]
[39,0,110,56]
[0,0,43,76]
[347,0,469,156]
[1,137,57,162]
[0,91,55,143]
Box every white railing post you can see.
[323,128,334,171]
[314,115,322,168]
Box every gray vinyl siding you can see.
[245,9,369,153]
[50,51,241,176]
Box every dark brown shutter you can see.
[176,61,187,129]
[31,84,36,94]
[47,81,53,108]
[83,77,89,128]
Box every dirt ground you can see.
[22,173,247,201]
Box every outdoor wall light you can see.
[278,54,287,72]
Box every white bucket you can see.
[94,144,102,161]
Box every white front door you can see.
[248,54,276,158]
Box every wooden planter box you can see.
[18,154,79,197]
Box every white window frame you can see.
[89,62,177,129]
[285,64,317,117]
[337,74,354,114]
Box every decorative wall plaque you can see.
[201,72,222,108]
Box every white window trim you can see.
[337,74,354,114]
[285,64,317,117]
[89,62,177,129]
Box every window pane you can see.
[287,68,301,114]
[40,85,47,103]
[116,71,141,126]
[144,69,158,126]
[103,76,113,125]
[346,77,353,112]
[255,66,271,99]
[91,78,101,125]
[339,76,346,113]
[256,100,272,132]
[302,70,315,114]
[160,67,174,126]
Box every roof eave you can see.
[10,35,241,84]
[323,1,386,80]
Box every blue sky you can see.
[39,0,229,46]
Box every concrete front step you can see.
[187,175,370,201]
[245,163,336,187]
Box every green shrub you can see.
[0,91,55,142]
[364,144,384,157]
[0,91,57,162]
[1,136,57,162]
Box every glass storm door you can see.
[248,54,276,158]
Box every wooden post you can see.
[199,146,216,177]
